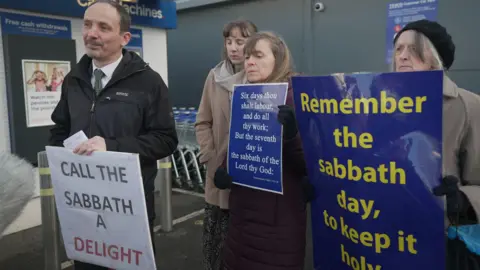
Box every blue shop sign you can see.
[0,12,72,39]
[0,0,177,29]
[128,28,143,48]
[125,28,144,57]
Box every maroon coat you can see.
[223,85,308,270]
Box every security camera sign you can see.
[386,0,438,64]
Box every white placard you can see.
[45,146,156,269]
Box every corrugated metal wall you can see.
[167,0,480,104]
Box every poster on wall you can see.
[386,0,438,64]
[22,59,71,127]
[125,28,143,58]
[0,12,72,39]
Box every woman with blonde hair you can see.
[195,19,258,270]
[214,31,309,270]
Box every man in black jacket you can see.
[49,1,178,269]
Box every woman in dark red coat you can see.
[214,31,313,270]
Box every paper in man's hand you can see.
[63,130,88,150]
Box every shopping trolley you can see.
[172,107,205,192]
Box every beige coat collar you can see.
[443,74,458,98]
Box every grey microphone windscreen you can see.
[0,152,35,236]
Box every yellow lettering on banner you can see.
[318,158,406,185]
[333,126,373,149]
[77,0,95,7]
[322,209,420,270]
[337,190,380,220]
[300,80,428,268]
[339,99,353,114]
[397,230,418,254]
[300,91,427,115]
[341,244,383,270]
[340,217,391,254]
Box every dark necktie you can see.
[93,68,105,96]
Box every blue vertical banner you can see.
[227,83,288,194]
[386,0,438,64]
[292,71,445,269]
[0,12,72,39]
[126,28,143,58]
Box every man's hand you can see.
[73,136,106,155]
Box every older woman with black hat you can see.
[394,24,480,270]
[392,20,480,227]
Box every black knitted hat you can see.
[393,19,455,69]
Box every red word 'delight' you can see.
[74,237,143,266]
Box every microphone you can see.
[0,152,35,237]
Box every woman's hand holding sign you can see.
[214,167,233,190]
[277,105,315,203]
[277,105,298,140]
[433,175,476,224]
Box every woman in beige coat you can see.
[392,20,480,225]
[195,20,257,270]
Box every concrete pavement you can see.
[0,189,314,270]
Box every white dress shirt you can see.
[91,54,123,89]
